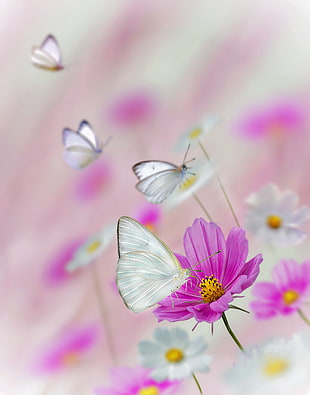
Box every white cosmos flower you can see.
[174,116,220,151]
[65,224,114,272]
[226,333,310,395]
[138,327,212,381]
[164,160,213,209]
[245,184,310,246]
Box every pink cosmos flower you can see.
[108,91,156,127]
[94,366,180,395]
[250,259,310,319]
[134,203,162,232]
[44,238,85,285]
[32,325,98,374]
[236,101,305,139]
[154,218,263,324]
[75,161,111,201]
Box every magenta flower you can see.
[134,203,162,232]
[236,101,305,139]
[250,259,310,319]
[75,161,111,201]
[94,366,180,395]
[108,91,156,127]
[44,238,85,285]
[32,325,98,374]
[154,218,263,324]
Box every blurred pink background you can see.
[2,0,310,393]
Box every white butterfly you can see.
[132,147,194,204]
[31,34,63,71]
[116,216,190,313]
[63,120,109,170]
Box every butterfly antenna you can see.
[101,136,112,150]
[182,143,192,164]
[189,250,222,271]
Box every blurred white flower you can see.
[138,327,212,381]
[174,116,220,151]
[164,160,213,209]
[65,224,114,272]
[226,333,310,395]
[245,184,310,246]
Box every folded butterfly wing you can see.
[116,216,190,312]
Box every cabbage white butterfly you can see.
[116,216,190,313]
[31,34,63,71]
[132,146,194,204]
[63,120,109,170]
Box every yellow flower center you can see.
[263,357,289,377]
[86,240,101,254]
[283,289,299,305]
[266,215,282,229]
[165,348,184,363]
[144,222,155,232]
[138,386,160,395]
[180,174,198,191]
[62,351,79,366]
[199,275,225,303]
[189,127,203,140]
[269,121,284,136]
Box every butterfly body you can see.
[62,120,105,169]
[31,34,63,71]
[116,216,190,313]
[132,160,190,204]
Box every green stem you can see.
[198,141,240,227]
[192,372,203,395]
[222,312,245,352]
[192,192,213,221]
[297,308,310,327]
[91,261,117,365]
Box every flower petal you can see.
[184,219,226,277]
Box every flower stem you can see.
[297,308,310,327]
[192,192,213,221]
[222,312,244,352]
[198,140,240,227]
[192,372,203,395]
[90,261,117,365]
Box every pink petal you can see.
[184,219,226,276]
[221,228,248,284]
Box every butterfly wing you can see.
[62,128,100,169]
[117,216,188,312]
[136,168,186,204]
[31,35,62,70]
[117,251,187,312]
[133,160,177,180]
[77,120,101,151]
[133,161,186,204]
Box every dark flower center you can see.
[199,275,225,303]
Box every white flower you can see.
[174,116,220,151]
[226,333,310,395]
[65,224,114,272]
[164,160,213,209]
[245,184,310,246]
[138,327,212,381]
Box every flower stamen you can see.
[283,289,299,305]
[199,275,225,303]
[87,240,101,253]
[189,128,202,140]
[138,385,160,395]
[62,351,79,366]
[165,348,184,363]
[263,357,289,377]
[266,215,282,229]
[180,175,198,191]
